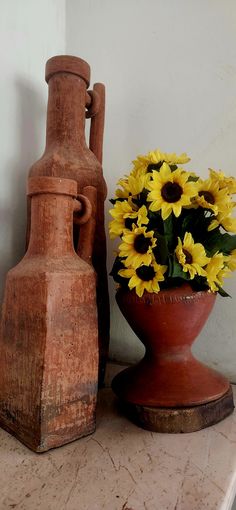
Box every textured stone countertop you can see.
[0,366,236,510]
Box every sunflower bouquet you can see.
[109,149,236,297]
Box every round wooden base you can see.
[119,387,234,433]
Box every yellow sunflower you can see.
[175,232,210,279]
[227,249,236,272]
[195,177,231,215]
[109,200,137,239]
[132,149,190,174]
[209,168,236,194]
[119,260,167,297]
[115,170,151,199]
[208,205,236,233]
[220,215,236,233]
[147,163,198,219]
[109,202,149,239]
[119,226,157,269]
[205,252,231,292]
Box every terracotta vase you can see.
[112,285,234,432]
[0,176,98,452]
[27,55,109,385]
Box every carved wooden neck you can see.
[45,72,87,150]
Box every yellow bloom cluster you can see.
[196,169,236,232]
[132,149,190,175]
[109,149,236,297]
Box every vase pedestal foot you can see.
[114,286,234,432]
[118,387,234,433]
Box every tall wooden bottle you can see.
[0,176,98,452]
[27,55,109,385]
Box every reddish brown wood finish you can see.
[0,176,98,452]
[89,83,105,164]
[112,285,231,408]
[26,55,109,385]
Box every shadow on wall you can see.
[0,78,45,304]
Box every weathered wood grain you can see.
[0,177,98,451]
[26,55,109,385]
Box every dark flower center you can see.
[147,162,163,172]
[198,190,215,205]
[136,265,156,281]
[183,249,193,264]
[161,182,183,203]
[124,217,135,230]
[134,234,152,254]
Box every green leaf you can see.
[177,208,212,243]
[110,257,129,287]
[148,211,164,234]
[205,230,236,256]
[153,234,169,265]
[138,189,149,207]
[188,175,199,182]
[167,255,173,277]
[163,214,175,251]
[169,256,190,280]
[109,197,127,204]
[163,214,173,236]
[189,276,209,292]
[147,162,163,172]
[217,286,231,298]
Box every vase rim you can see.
[45,55,90,86]
[27,176,78,198]
[116,283,216,305]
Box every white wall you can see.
[66,0,236,381]
[0,1,235,382]
[0,0,65,301]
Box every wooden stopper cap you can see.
[27,176,78,197]
[45,55,90,87]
